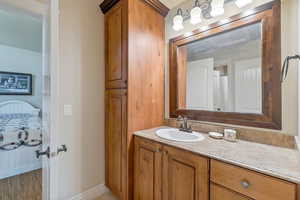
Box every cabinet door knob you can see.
[240,179,251,189]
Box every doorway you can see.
[0,0,59,199]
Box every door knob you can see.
[57,144,67,155]
[36,147,50,159]
[240,179,251,189]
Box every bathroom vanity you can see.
[134,127,300,200]
[100,0,300,199]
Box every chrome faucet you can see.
[177,115,192,133]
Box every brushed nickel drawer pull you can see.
[241,179,251,189]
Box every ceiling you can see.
[161,0,235,9]
[0,7,43,52]
[160,0,187,9]
[187,22,261,62]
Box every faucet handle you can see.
[177,115,184,121]
[177,115,184,129]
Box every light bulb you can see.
[210,0,224,17]
[235,0,252,8]
[173,14,184,31]
[210,7,224,17]
[190,6,202,25]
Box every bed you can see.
[0,100,42,179]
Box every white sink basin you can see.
[156,128,205,142]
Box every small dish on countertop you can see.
[209,132,224,140]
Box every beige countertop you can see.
[134,126,300,184]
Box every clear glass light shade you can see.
[190,6,202,25]
[210,0,224,17]
[235,0,252,8]
[173,15,184,31]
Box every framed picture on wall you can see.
[0,72,32,95]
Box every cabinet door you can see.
[162,146,209,200]
[134,137,162,200]
[105,1,127,89]
[210,183,253,200]
[105,89,127,198]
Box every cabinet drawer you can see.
[210,160,296,200]
[210,183,252,200]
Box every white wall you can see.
[281,0,299,136]
[165,0,299,135]
[299,0,300,137]
[57,0,105,199]
[0,44,42,109]
[0,0,106,198]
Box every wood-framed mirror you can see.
[169,0,282,130]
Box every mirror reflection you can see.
[178,22,262,114]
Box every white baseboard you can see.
[295,136,300,150]
[69,184,109,200]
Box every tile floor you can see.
[94,192,118,200]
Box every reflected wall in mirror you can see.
[170,1,282,129]
[179,22,262,114]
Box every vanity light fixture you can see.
[172,0,253,31]
[173,9,184,31]
[235,0,252,8]
[190,0,202,25]
[210,0,225,17]
[173,0,246,31]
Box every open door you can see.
[234,58,262,114]
[41,0,60,199]
[186,58,214,110]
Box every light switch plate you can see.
[64,105,73,116]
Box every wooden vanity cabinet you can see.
[134,137,298,200]
[134,137,209,200]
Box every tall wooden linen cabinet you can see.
[100,0,169,199]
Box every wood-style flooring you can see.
[0,169,42,200]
